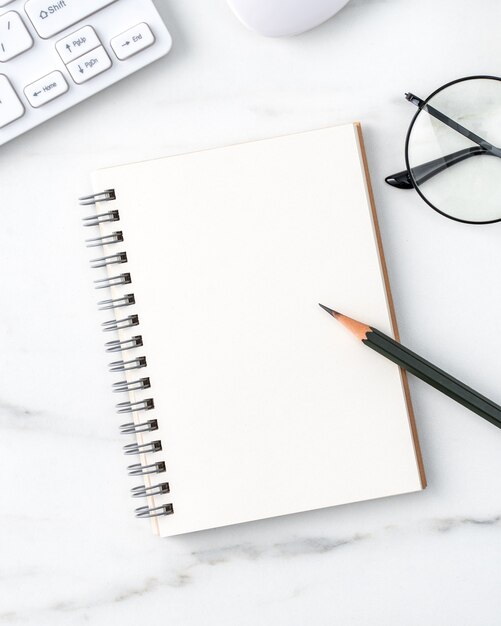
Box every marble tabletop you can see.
[2,0,501,624]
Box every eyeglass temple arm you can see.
[406,93,501,155]
[386,91,501,189]
[385,146,489,189]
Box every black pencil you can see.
[319,304,501,430]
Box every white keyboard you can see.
[0,0,172,146]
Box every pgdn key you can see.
[67,46,111,84]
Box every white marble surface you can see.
[2,0,501,623]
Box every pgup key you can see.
[56,26,101,64]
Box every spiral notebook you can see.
[80,123,426,537]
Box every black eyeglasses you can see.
[385,75,501,224]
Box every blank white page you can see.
[92,124,425,537]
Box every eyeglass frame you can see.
[385,74,501,225]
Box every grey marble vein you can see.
[0,398,114,442]
[192,534,369,566]
[434,515,501,533]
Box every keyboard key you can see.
[111,23,155,61]
[56,26,101,64]
[0,74,24,127]
[66,46,111,84]
[0,12,33,62]
[24,70,68,108]
[25,0,117,39]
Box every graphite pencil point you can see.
[318,303,338,317]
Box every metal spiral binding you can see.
[102,315,139,332]
[109,356,147,373]
[128,461,166,476]
[113,377,151,393]
[98,294,136,311]
[131,482,170,498]
[120,419,158,434]
[136,504,173,519]
[86,231,123,247]
[90,252,128,269]
[116,398,154,413]
[124,440,162,455]
[94,273,132,289]
[81,188,173,521]
[79,189,116,205]
[83,210,120,227]
[105,336,143,353]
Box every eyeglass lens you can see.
[406,77,501,223]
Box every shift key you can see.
[25,0,117,39]
[67,46,111,84]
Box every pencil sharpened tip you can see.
[318,303,339,317]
